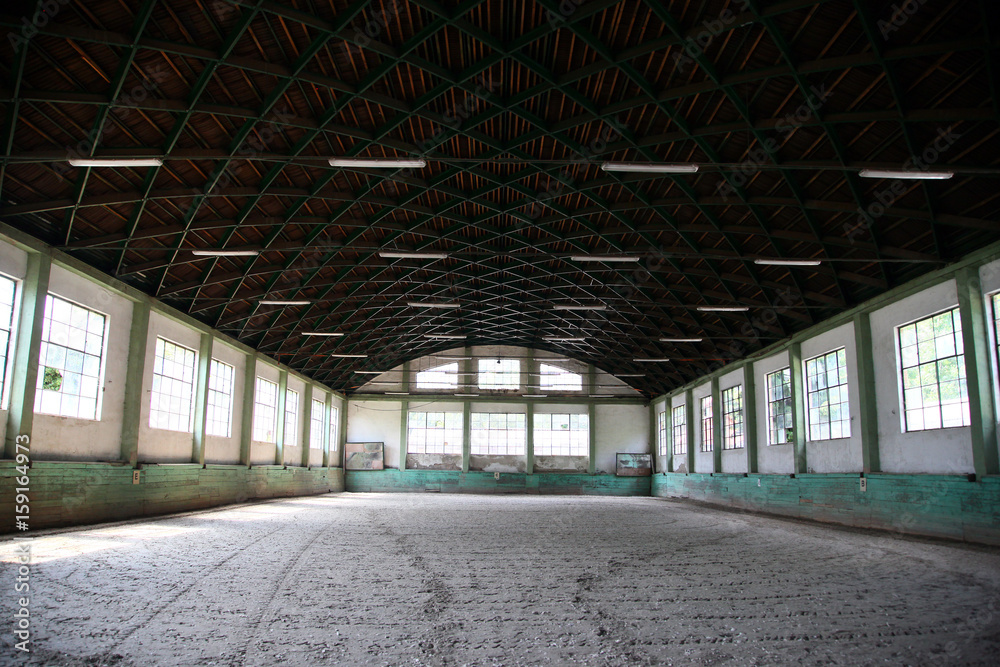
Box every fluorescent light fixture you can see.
[329,158,426,169]
[302,332,345,337]
[552,304,607,311]
[407,301,460,309]
[368,381,395,386]
[697,306,750,312]
[633,358,670,362]
[525,394,548,398]
[190,249,259,257]
[330,353,367,358]
[590,394,613,398]
[569,255,641,262]
[423,334,467,339]
[69,158,162,168]
[380,251,449,259]
[601,162,699,174]
[260,300,311,306]
[858,169,953,180]
[454,393,480,397]
[385,391,409,396]
[355,370,383,374]
[543,337,586,342]
[754,259,822,267]
[659,337,703,343]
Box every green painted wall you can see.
[346,469,650,496]
[0,462,344,533]
[652,472,1000,546]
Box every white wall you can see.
[871,280,974,474]
[800,322,863,473]
[754,350,793,474]
[347,399,402,468]
[691,381,713,473]
[595,403,647,474]
[33,265,133,461]
[204,342,244,465]
[719,367,748,474]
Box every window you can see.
[408,411,463,454]
[284,388,299,445]
[657,411,667,456]
[148,338,197,432]
[671,405,687,456]
[35,294,107,420]
[253,377,279,443]
[329,405,340,452]
[766,368,793,445]
[538,363,582,391]
[994,294,1000,373]
[805,348,851,441]
[470,412,525,454]
[206,359,235,438]
[416,362,458,389]
[721,385,745,449]
[534,413,588,456]
[700,396,714,452]
[478,359,519,390]
[309,398,325,449]
[0,275,17,404]
[898,307,970,431]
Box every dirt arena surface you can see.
[1,492,998,666]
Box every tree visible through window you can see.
[35,294,107,420]
[898,307,970,431]
[766,368,793,445]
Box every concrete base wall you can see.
[0,462,345,532]
[652,472,1000,545]
[346,469,650,496]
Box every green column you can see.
[4,252,51,459]
[526,401,534,475]
[711,378,722,472]
[120,298,150,467]
[789,342,808,474]
[853,312,881,473]
[588,364,597,475]
[191,333,213,466]
[743,363,758,474]
[957,267,999,477]
[302,384,313,466]
[685,389,695,473]
[275,370,287,466]
[239,352,257,467]
[649,401,658,473]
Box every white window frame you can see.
[533,412,588,456]
[253,376,279,443]
[329,404,340,453]
[149,337,198,432]
[35,293,109,421]
[206,358,235,438]
[538,363,583,391]
[470,412,526,455]
[657,410,667,456]
[700,395,714,452]
[0,272,20,410]
[766,367,793,445]
[284,388,299,445]
[671,404,687,456]
[804,347,851,441]
[407,411,463,455]
[721,385,745,450]
[309,398,325,449]
[478,359,520,390]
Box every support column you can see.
[789,342,808,474]
[526,401,534,475]
[274,370,287,466]
[5,252,51,459]
[711,377,722,473]
[744,363,758,474]
[588,364,597,474]
[685,389,695,473]
[957,267,999,477]
[649,401,658,473]
[302,384,313,466]
[120,298,150,467]
[853,312,881,474]
[239,352,257,467]
[191,333,213,466]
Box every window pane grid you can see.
[539,363,583,391]
[408,411,463,454]
[206,359,234,438]
[722,385,745,450]
[253,377,279,443]
[470,412,525,455]
[329,405,340,452]
[309,399,325,449]
[899,307,970,432]
[149,338,197,432]
[35,294,107,420]
[416,362,458,389]
[700,396,714,452]
[0,275,17,402]
[478,359,520,390]
[657,411,667,456]
[284,389,299,445]
[766,368,793,445]
[534,412,589,456]
[671,405,687,455]
[805,348,851,441]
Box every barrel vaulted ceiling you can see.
[0,0,998,397]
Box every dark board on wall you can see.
[345,442,385,470]
[616,453,652,476]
